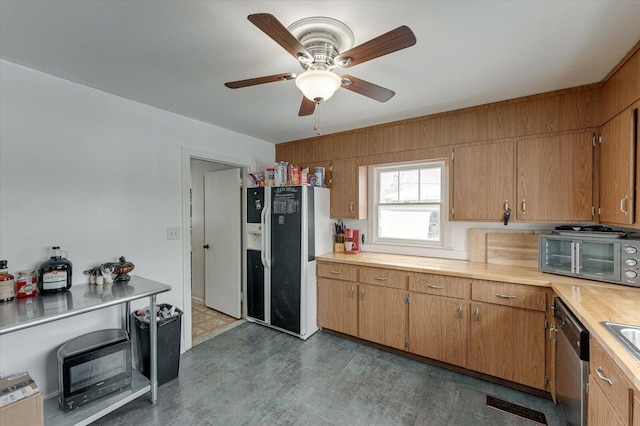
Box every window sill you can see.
[361,242,468,260]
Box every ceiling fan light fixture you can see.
[295,69,341,102]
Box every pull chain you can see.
[313,101,321,135]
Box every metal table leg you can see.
[124,301,131,335]
[149,294,158,404]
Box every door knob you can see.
[203,244,210,249]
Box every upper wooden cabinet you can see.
[329,159,367,219]
[517,132,594,221]
[452,132,595,223]
[451,141,515,221]
[599,103,638,226]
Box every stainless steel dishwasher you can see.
[554,296,590,426]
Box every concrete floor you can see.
[96,322,566,425]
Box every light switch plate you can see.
[167,227,180,240]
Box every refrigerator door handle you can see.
[261,204,271,268]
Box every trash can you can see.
[132,303,182,386]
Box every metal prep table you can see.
[0,275,171,426]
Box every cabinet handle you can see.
[349,202,354,213]
[361,288,365,301]
[350,286,354,298]
[504,200,509,211]
[521,199,526,214]
[373,277,388,281]
[495,293,516,299]
[595,367,613,385]
[458,305,463,320]
[428,285,444,289]
[549,325,557,342]
[330,270,342,275]
[475,307,480,324]
[620,195,629,215]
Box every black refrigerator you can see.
[245,185,331,339]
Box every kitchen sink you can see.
[601,322,640,362]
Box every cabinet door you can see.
[634,391,640,426]
[588,376,626,426]
[317,278,358,336]
[600,108,636,225]
[451,142,515,221]
[517,132,593,221]
[409,292,468,368]
[358,283,407,350]
[469,302,545,389]
[329,159,367,219]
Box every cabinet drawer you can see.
[359,267,408,290]
[471,280,546,311]
[317,262,358,281]
[409,273,471,299]
[591,337,632,423]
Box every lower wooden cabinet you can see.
[468,302,546,389]
[409,292,469,368]
[317,278,358,337]
[359,283,408,350]
[317,262,548,391]
[589,375,626,426]
[316,268,408,350]
[590,337,633,425]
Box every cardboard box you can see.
[0,372,43,426]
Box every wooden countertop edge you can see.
[316,251,640,391]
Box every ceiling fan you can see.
[224,13,417,117]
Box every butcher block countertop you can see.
[317,251,640,390]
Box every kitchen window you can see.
[370,160,447,246]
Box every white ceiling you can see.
[1,1,640,144]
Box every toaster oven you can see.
[539,234,640,287]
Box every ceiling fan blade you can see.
[248,13,313,63]
[224,73,296,89]
[298,97,316,116]
[335,26,416,68]
[340,75,395,102]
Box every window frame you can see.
[369,159,448,247]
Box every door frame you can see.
[181,147,255,350]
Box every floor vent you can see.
[486,395,548,425]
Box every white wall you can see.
[0,60,274,397]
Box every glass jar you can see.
[16,270,37,298]
[0,260,15,302]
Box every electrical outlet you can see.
[166,227,180,240]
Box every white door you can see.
[204,168,242,318]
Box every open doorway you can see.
[190,160,244,346]
[182,148,257,351]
